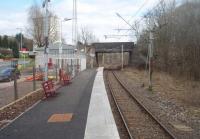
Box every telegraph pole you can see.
[43,0,50,81]
[121,44,124,70]
[148,32,153,90]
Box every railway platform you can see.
[84,67,120,139]
[0,68,119,139]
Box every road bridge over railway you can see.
[91,42,134,67]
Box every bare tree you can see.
[78,26,98,45]
[27,4,59,48]
[137,0,200,80]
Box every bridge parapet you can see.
[92,42,134,53]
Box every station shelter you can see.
[34,42,86,78]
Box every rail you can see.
[111,71,177,139]
[105,70,134,139]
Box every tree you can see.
[27,4,59,48]
[137,0,200,80]
[2,35,9,48]
[0,35,20,58]
[78,26,98,45]
[15,33,24,50]
[12,41,19,58]
[24,39,33,51]
[15,33,23,43]
[0,36,2,48]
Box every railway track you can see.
[105,70,177,139]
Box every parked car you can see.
[0,68,21,82]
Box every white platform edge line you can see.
[84,67,120,139]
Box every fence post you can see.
[13,72,18,100]
[59,69,62,82]
[33,66,36,91]
[55,64,58,81]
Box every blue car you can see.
[0,68,21,82]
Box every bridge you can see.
[92,42,134,53]
[90,42,134,66]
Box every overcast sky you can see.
[0,0,160,43]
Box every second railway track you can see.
[105,70,177,139]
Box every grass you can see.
[124,67,200,107]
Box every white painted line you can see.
[84,67,120,139]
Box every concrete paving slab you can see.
[84,67,120,139]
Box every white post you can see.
[121,44,124,70]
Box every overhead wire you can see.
[107,0,163,40]
[117,0,149,33]
[120,0,164,37]
[128,0,150,23]
[114,0,150,39]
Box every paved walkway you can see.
[0,80,42,108]
[0,69,96,139]
[84,67,120,139]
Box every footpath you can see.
[0,69,96,139]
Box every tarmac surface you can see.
[0,69,96,139]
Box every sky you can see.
[0,0,160,43]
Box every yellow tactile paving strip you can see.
[48,113,73,123]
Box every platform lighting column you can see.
[43,0,50,81]
[59,20,63,69]
[59,18,72,69]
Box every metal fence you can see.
[0,57,84,108]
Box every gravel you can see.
[106,71,171,139]
[0,89,44,129]
[115,69,200,139]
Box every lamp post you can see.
[60,18,72,42]
[59,18,72,69]
[43,0,51,81]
